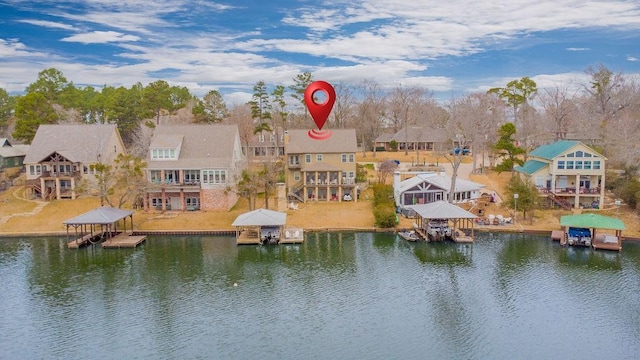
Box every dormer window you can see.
[151,148,177,160]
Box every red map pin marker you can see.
[304,81,335,140]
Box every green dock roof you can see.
[560,213,626,230]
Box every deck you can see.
[102,232,147,248]
[592,234,622,251]
[236,230,261,245]
[453,229,474,243]
[280,228,304,244]
[67,232,105,249]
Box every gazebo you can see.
[559,213,626,251]
[407,200,477,243]
[63,207,135,248]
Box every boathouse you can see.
[407,200,477,243]
[63,207,145,249]
[232,208,303,245]
[557,213,626,251]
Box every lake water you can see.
[1,232,639,360]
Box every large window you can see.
[202,169,227,184]
[184,170,200,184]
[151,148,177,160]
[557,161,565,170]
[593,161,601,170]
[341,154,347,163]
[305,154,311,163]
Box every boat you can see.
[398,230,421,242]
[566,227,592,247]
[426,219,452,242]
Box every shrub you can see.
[374,204,396,228]
[389,140,398,152]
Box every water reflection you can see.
[1,234,638,360]
[411,242,472,266]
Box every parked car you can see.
[450,147,470,155]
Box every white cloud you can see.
[61,31,140,44]
[566,47,590,51]
[627,56,639,62]
[17,19,76,31]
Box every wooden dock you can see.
[236,230,261,245]
[453,229,474,243]
[280,228,304,244]
[102,232,147,248]
[67,232,104,249]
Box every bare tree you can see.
[331,82,355,129]
[377,160,398,184]
[354,79,386,157]
[226,103,254,157]
[539,85,578,141]
[387,85,427,155]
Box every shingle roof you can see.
[560,213,626,230]
[408,200,477,219]
[375,127,449,143]
[0,139,28,158]
[232,208,287,227]
[63,207,133,225]
[515,160,548,175]
[147,124,240,169]
[529,140,579,160]
[285,129,357,154]
[398,173,485,193]
[24,124,121,164]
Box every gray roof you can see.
[407,200,477,219]
[398,173,485,193]
[63,207,133,225]
[232,208,287,227]
[0,139,29,158]
[24,124,121,164]
[375,127,449,143]
[285,129,357,154]
[147,124,240,170]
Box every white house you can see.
[394,171,485,213]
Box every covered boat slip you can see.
[64,207,146,249]
[557,213,626,251]
[232,208,304,245]
[407,201,476,243]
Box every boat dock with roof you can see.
[64,207,146,249]
[232,208,303,245]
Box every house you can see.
[374,126,450,152]
[247,129,285,160]
[23,124,126,200]
[144,124,246,212]
[394,171,485,215]
[0,138,29,172]
[284,129,358,203]
[515,140,606,209]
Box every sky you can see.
[1,0,639,105]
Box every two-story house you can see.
[23,124,126,200]
[144,124,246,212]
[285,129,358,203]
[515,140,606,209]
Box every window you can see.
[575,151,583,157]
[270,133,276,142]
[567,152,574,157]
[184,170,200,184]
[575,161,583,170]
[593,161,601,170]
[316,154,323,161]
[294,171,300,181]
[151,148,177,160]
[305,154,311,163]
[150,170,161,183]
[584,161,592,170]
[349,154,354,162]
[341,154,347,163]
[584,153,592,158]
[567,161,574,170]
[202,169,227,184]
[258,133,265,142]
[557,161,565,170]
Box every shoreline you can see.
[2,227,639,242]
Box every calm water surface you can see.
[1,232,639,360]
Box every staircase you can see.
[548,193,572,210]
[287,180,304,202]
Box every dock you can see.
[67,232,104,249]
[453,229,474,243]
[236,230,261,245]
[280,228,304,244]
[102,232,147,248]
